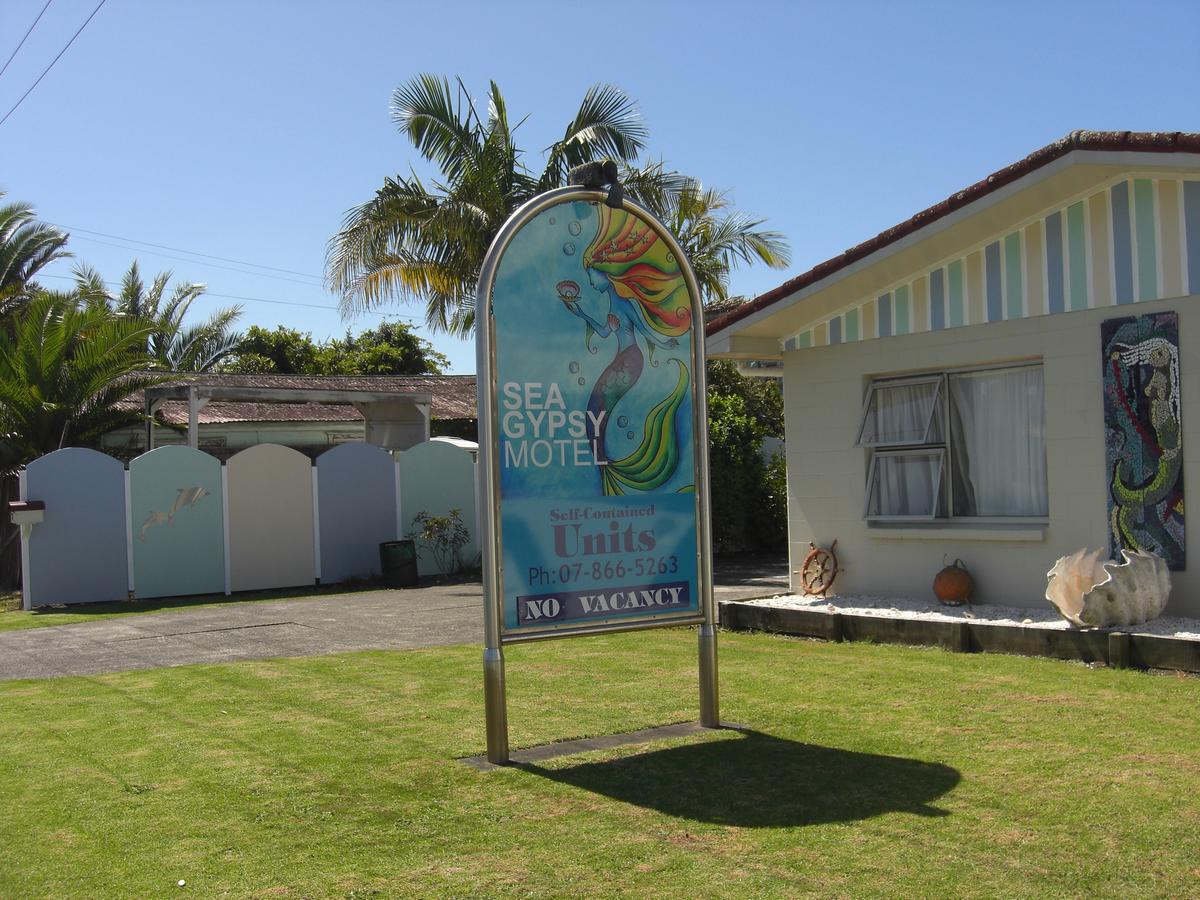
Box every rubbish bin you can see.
[379,539,419,587]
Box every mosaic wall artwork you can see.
[1101,311,1185,569]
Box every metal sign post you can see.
[476,185,718,765]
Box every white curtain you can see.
[862,381,941,445]
[865,380,942,517]
[948,367,1047,516]
[872,452,942,517]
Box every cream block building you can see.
[708,131,1200,618]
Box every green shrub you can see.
[408,509,470,575]
[705,361,786,555]
[754,449,788,550]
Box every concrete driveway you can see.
[0,561,788,681]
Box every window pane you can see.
[857,378,943,446]
[867,451,944,518]
[949,366,1047,516]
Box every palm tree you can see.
[0,192,69,314]
[82,261,243,372]
[327,75,649,336]
[637,170,791,307]
[0,290,161,470]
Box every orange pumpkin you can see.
[933,558,973,606]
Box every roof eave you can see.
[707,130,1200,347]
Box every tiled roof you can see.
[707,130,1200,338]
[119,374,478,423]
[156,401,364,425]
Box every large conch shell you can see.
[1045,548,1170,628]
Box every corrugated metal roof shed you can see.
[120,374,477,423]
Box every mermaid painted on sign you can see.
[556,205,693,496]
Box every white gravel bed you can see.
[745,593,1200,641]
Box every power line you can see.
[62,233,325,288]
[37,272,411,319]
[204,289,395,318]
[0,0,53,82]
[47,221,325,281]
[0,0,106,129]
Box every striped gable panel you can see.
[786,176,1200,350]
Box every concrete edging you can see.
[719,600,1200,673]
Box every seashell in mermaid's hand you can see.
[1045,548,1171,628]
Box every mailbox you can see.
[8,500,45,526]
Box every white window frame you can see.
[859,361,1048,524]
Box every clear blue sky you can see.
[3,0,1197,373]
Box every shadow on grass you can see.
[519,728,959,827]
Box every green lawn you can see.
[1,630,1197,897]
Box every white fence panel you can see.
[226,444,315,592]
[399,441,479,575]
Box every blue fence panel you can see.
[316,442,398,583]
[25,448,127,607]
[129,445,225,599]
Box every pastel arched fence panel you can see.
[226,444,315,592]
[399,441,478,576]
[129,446,225,599]
[315,442,398,584]
[24,448,127,607]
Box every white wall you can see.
[783,293,1200,618]
[102,420,367,453]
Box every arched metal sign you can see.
[476,186,718,764]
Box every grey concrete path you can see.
[0,561,788,681]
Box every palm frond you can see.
[328,77,787,333]
[390,74,484,183]
[326,174,441,295]
[0,291,162,465]
[118,260,145,315]
[0,194,70,298]
[163,302,243,372]
[635,176,791,305]
[69,263,112,310]
[619,161,689,217]
[538,83,646,192]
